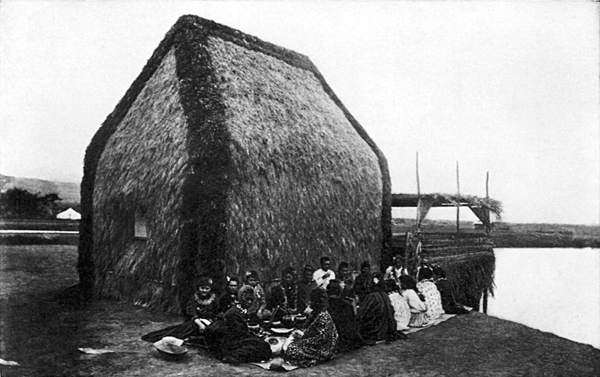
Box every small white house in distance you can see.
[56,208,81,220]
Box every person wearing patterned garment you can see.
[384,279,411,331]
[284,288,338,367]
[242,270,268,320]
[416,266,445,322]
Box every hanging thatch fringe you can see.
[426,252,495,310]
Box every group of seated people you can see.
[142,255,469,367]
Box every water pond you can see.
[488,248,600,348]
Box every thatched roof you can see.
[392,193,503,217]
[79,15,391,312]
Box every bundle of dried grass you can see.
[79,15,391,312]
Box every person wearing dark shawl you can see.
[432,265,470,314]
[356,275,400,345]
[216,277,240,314]
[353,261,373,304]
[184,276,218,320]
[284,288,338,367]
[326,280,364,352]
[203,285,272,364]
[141,277,219,343]
[296,265,316,312]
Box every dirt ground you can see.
[1,245,599,377]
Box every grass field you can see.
[0,219,79,231]
[0,245,598,376]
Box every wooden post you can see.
[483,170,490,313]
[482,291,488,314]
[456,161,460,233]
[485,171,490,233]
[416,152,421,230]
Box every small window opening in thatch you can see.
[134,210,148,239]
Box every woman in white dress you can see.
[384,279,411,331]
[399,275,428,327]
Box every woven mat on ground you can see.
[251,315,456,371]
[251,357,299,371]
[402,314,456,334]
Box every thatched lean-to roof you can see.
[392,193,502,217]
[79,15,391,312]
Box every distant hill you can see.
[0,174,79,203]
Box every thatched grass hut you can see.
[78,15,391,312]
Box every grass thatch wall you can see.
[80,15,391,312]
[92,49,191,312]
[206,36,383,279]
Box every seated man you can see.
[326,280,364,352]
[312,256,336,289]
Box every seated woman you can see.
[326,280,364,352]
[356,275,398,344]
[142,277,219,343]
[432,265,470,314]
[242,270,268,321]
[284,288,338,367]
[416,266,445,322]
[399,275,428,327]
[202,285,272,364]
[185,276,218,320]
[384,279,411,332]
[267,267,299,319]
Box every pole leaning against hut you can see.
[78,15,392,313]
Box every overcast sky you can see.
[0,1,598,224]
